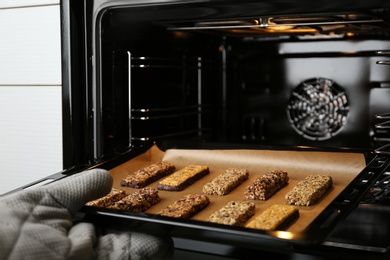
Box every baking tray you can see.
[78,141,390,249]
[10,141,389,252]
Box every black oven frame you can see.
[59,0,390,257]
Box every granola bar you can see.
[85,188,126,207]
[244,170,289,200]
[157,165,209,191]
[120,161,176,188]
[285,175,333,206]
[207,201,256,226]
[108,187,160,212]
[157,194,210,218]
[246,204,299,230]
[203,168,249,196]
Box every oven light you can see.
[265,27,318,34]
[295,145,314,149]
[274,231,294,240]
[266,25,294,31]
[172,31,191,39]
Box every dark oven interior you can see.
[89,1,390,161]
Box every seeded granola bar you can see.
[207,201,256,226]
[246,204,299,230]
[285,175,333,206]
[85,188,127,207]
[120,161,176,188]
[244,170,289,200]
[203,168,249,196]
[157,194,210,218]
[107,187,161,212]
[157,165,209,191]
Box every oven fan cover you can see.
[287,78,349,141]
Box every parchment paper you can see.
[109,145,366,232]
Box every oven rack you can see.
[131,104,214,143]
[360,143,390,204]
[373,112,390,146]
[373,51,390,145]
[131,128,213,142]
[131,104,212,121]
[131,56,213,70]
[127,53,217,145]
[376,51,390,65]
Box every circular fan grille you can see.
[287,78,349,140]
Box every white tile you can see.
[0,5,61,85]
[0,86,63,195]
[0,0,59,9]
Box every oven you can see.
[35,0,390,258]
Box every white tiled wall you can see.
[0,0,62,195]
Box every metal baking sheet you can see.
[82,143,373,246]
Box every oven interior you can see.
[96,3,390,160]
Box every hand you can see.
[0,169,173,260]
